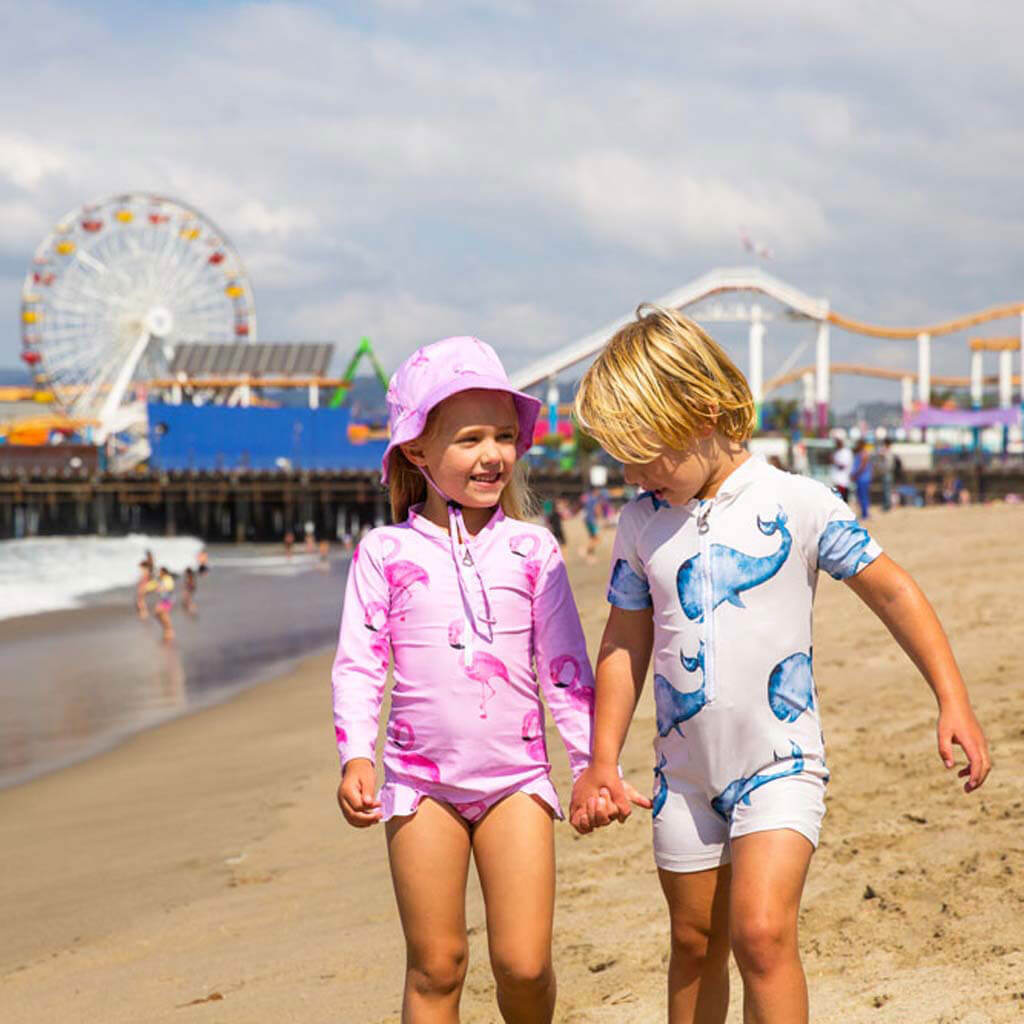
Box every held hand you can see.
[937,702,991,793]
[570,763,652,835]
[337,758,382,827]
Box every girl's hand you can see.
[570,762,652,834]
[937,702,992,793]
[337,758,382,827]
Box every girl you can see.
[331,336,604,1023]
[154,566,175,643]
[569,306,990,1024]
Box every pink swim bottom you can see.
[380,774,563,824]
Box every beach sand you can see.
[2,506,1022,1023]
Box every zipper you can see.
[697,500,715,703]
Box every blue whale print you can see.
[654,642,707,737]
[608,558,651,610]
[639,490,671,511]
[652,753,668,818]
[767,650,815,723]
[711,741,804,821]
[818,519,876,580]
[676,511,792,622]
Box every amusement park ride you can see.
[511,266,1024,435]
[11,196,1024,467]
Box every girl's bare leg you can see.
[728,829,814,1024]
[472,793,556,1023]
[387,799,472,1024]
[658,865,731,1024]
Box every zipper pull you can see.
[697,502,711,534]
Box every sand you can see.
[2,506,1022,1023]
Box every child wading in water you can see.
[332,337,609,1023]
[570,307,991,1024]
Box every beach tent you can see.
[904,407,1019,429]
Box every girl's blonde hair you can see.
[574,304,755,463]
[387,404,534,523]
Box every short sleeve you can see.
[606,503,652,609]
[811,487,883,580]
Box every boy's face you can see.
[622,436,716,506]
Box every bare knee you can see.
[670,917,729,974]
[731,915,794,978]
[407,942,468,998]
[491,951,553,998]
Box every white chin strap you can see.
[419,468,496,663]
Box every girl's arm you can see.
[569,605,655,832]
[331,539,392,826]
[845,553,991,792]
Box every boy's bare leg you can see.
[473,792,557,1023]
[728,829,814,1024]
[387,800,473,1024]
[658,865,731,1024]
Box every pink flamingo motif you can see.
[463,650,510,719]
[363,600,387,632]
[369,631,389,669]
[409,350,430,368]
[521,708,547,761]
[379,536,430,610]
[549,654,595,715]
[452,799,490,822]
[334,723,348,745]
[509,533,543,591]
[447,619,464,649]
[388,718,441,783]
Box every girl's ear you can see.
[400,441,428,468]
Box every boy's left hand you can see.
[937,701,991,793]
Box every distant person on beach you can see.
[542,496,565,547]
[283,531,295,558]
[332,337,602,1022]
[571,306,990,1024]
[879,439,898,511]
[579,490,600,563]
[182,567,198,617]
[197,549,209,575]
[829,437,852,501]
[317,539,330,571]
[154,567,176,643]
[135,561,152,620]
[852,439,873,519]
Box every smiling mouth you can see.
[470,472,502,485]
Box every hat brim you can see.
[380,374,542,482]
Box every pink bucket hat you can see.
[381,336,541,482]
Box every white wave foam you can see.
[0,534,204,621]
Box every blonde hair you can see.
[574,305,754,463]
[387,405,534,523]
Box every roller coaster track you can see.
[827,305,1024,340]
[765,363,1022,396]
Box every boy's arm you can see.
[844,553,991,792]
[569,604,655,831]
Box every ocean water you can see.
[0,534,205,621]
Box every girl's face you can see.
[403,390,520,508]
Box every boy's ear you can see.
[400,441,428,468]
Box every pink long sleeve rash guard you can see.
[331,505,595,821]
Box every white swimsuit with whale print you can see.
[607,455,882,871]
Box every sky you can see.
[2,0,1023,411]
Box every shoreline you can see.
[2,507,1022,1022]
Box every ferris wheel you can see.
[20,192,256,446]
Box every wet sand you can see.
[2,507,1022,1022]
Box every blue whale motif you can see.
[818,519,876,580]
[654,642,707,737]
[639,490,670,511]
[608,558,651,610]
[676,510,792,622]
[652,753,668,818]
[711,741,804,821]
[767,650,815,723]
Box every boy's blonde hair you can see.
[573,305,755,463]
[387,405,534,523]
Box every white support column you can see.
[901,376,914,414]
[999,349,1012,408]
[1020,312,1024,404]
[917,331,931,406]
[749,305,764,428]
[240,378,251,408]
[801,371,815,432]
[309,382,320,410]
[815,319,830,433]
[970,350,983,409]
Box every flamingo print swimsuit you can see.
[608,456,882,872]
[332,505,594,823]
